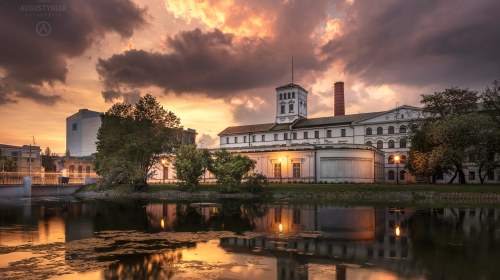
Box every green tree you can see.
[41,147,57,172]
[0,150,17,172]
[94,94,182,189]
[209,150,255,193]
[173,145,211,188]
[421,87,479,118]
[482,79,500,125]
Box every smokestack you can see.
[334,81,345,116]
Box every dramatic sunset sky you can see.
[1,0,499,153]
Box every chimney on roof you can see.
[334,81,345,116]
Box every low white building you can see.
[217,82,423,183]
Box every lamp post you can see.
[394,155,400,185]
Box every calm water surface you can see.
[0,197,499,280]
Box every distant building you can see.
[66,109,102,157]
[0,144,42,173]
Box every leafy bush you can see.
[242,173,268,193]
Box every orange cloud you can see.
[164,0,275,38]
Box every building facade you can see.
[217,82,424,183]
[66,109,102,157]
[0,144,42,173]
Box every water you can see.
[0,197,499,280]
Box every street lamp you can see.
[394,155,400,185]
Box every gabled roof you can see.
[218,123,275,136]
[293,112,384,128]
[351,105,424,124]
[275,83,308,93]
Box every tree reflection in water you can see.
[103,250,182,280]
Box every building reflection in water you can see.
[1,199,499,280]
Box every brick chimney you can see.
[334,81,345,116]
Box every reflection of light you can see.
[161,218,165,229]
[279,158,283,163]
[394,155,400,162]
[279,223,283,233]
[395,226,401,237]
[161,159,166,165]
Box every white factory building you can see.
[217,82,427,184]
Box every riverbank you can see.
[76,183,500,205]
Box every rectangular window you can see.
[292,208,300,224]
[289,104,294,112]
[280,105,285,114]
[234,137,238,143]
[314,131,319,138]
[326,130,332,138]
[341,129,346,137]
[487,171,494,180]
[469,171,475,180]
[11,151,19,157]
[304,131,308,139]
[292,92,295,99]
[284,133,288,140]
[72,123,77,131]
[252,135,256,142]
[262,135,265,142]
[226,137,229,144]
[274,134,278,141]
[243,136,247,143]
[293,162,300,178]
[292,132,297,140]
[163,167,169,180]
[274,163,281,178]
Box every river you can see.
[0,197,499,279]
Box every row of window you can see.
[68,165,92,173]
[279,92,296,100]
[388,170,406,180]
[273,162,301,178]
[366,125,415,135]
[280,104,294,114]
[225,129,348,144]
[468,171,496,181]
[366,139,407,149]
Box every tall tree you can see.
[421,87,479,118]
[482,79,500,125]
[94,94,182,189]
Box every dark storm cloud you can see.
[323,0,500,89]
[96,0,332,100]
[0,0,147,105]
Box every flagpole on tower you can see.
[292,56,294,83]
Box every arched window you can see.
[411,123,419,132]
[388,126,395,134]
[366,128,372,135]
[377,127,383,135]
[377,140,383,149]
[400,170,406,180]
[400,139,407,148]
[86,166,91,174]
[399,125,406,133]
[388,140,395,148]
[388,155,395,164]
[366,141,372,146]
[78,166,83,173]
[400,155,407,164]
[388,170,395,180]
[69,165,75,173]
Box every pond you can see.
[0,197,499,279]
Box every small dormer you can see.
[275,83,308,124]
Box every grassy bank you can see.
[76,183,500,205]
